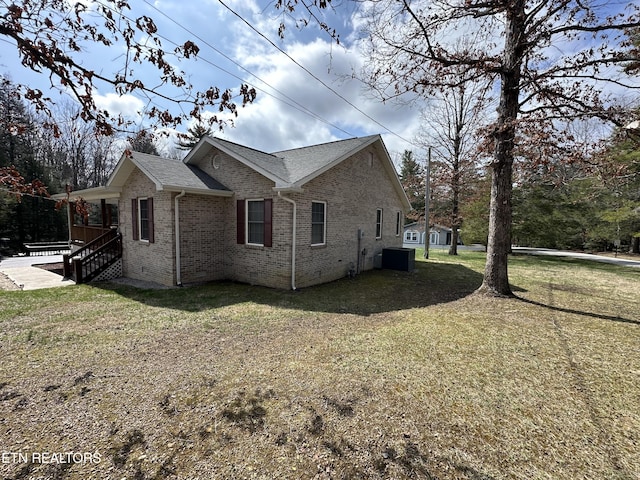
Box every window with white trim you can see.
[311,201,326,245]
[396,211,401,236]
[247,199,265,245]
[139,198,150,241]
[376,208,383,239]
[405,231,418,242]
[131,197,154,243]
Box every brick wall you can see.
[177,194,229,284]
[194,151,292,289]
[191,145,405,289]
[119,169,175,286]
[286,148,405,288]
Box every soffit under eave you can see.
[51,187,121,204]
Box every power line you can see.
[104,0,355,137]
[215,0,420,149]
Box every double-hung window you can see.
[375,208,383,239]
[247,199,265,245]
[237,198,272,247]
[139,198,150,241]
[311,201,326,246]
[405,231,417,242]
[131,197,154,243]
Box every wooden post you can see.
[424,147,431,259]
[101,199,108,228]
[63,254,71,278]
[73,257,83,284]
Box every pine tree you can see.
[127,130,159,155]
[398,150,425,222]
[176,124,213,151]
[0,77,64,250]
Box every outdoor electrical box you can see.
[382,247,415,272]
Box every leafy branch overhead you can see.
[0,165,49,200]
[0,0,257,135]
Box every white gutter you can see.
[278,192,297,290]
[174,190,186,286]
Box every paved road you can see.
[512,247,640,268]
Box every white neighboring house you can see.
[403,221,462,246]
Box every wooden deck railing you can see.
[63,229,122,283]
[70,225,112,245]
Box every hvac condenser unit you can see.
[381,247,415,272]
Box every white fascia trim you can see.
[51,186,122,201]
[272,184,304,193]
[163,186,234,197]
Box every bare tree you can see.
[280,0,640,296]
[33,101,120,190]
[1,1,256,135]
[417,78,490,255]
[398,150,425,222]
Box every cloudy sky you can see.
[1,1,636,163]
[0,0,427,161]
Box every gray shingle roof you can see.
[192,135,380,187]
[63,134,409,210]
[208,138,290,183]
[127,151,230,194]
[274,135,379,184]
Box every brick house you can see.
[62,134,411,289]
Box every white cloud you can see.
[213,35,425,157]
[93,92,144,120]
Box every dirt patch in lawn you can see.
[0,272,19,290]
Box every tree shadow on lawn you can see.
[96,262,484,316]
[516,296,640,326]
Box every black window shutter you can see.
[131,199,139,241]
[237,199,245,244]
[264,198,273,247]
[147,197,154,243]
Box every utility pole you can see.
[424,147,431,259]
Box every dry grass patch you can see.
[0,252,638,479]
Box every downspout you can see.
[278,192,297,290]
[174,190,186,286]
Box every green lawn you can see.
[1,250,638,479]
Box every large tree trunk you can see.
[479,158,514,296]
[477,0,525,297]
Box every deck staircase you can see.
[63,229,122,284]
